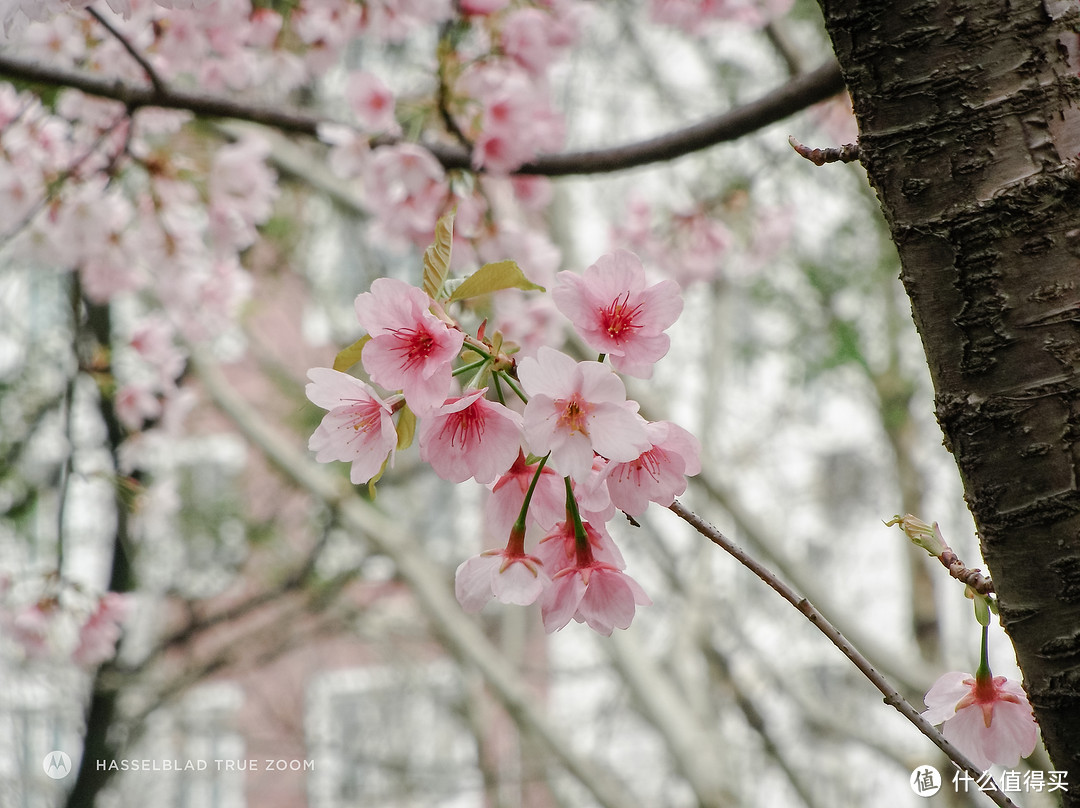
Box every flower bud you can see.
[885,514,948,557]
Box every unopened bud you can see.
[884,514,948,557]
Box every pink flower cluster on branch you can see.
[0,579,131,668]
[306,217,700,635]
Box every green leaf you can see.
[333,336,370,373]
[447,260,545,303]
[395,405,416,450]
[422,212,455,300]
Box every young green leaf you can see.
[446,259,545,303]
[333,336,371,373]
[422,212,455,300]
[395,404,416,450]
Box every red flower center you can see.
[389,326,436,370]
[599,292,644,342]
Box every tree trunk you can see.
[815,0,1080,788]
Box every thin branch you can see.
[0,53,846,176]
[668,500,1019,808]
[86,6,164,94]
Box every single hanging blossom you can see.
[922,671,1039,770]
[518,346,649,481]
[418,390,524,484]
[455,526,550,613]
[537,515,625,574]
[353,277,464,414]
[306,368,398,484]
[553,249,682,378]
[539,520,650,636]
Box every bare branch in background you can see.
[0,53,845,176]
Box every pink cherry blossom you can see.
[353,277,465,414]
[130,314,186,387]
[922,671,1039,770]
[73,592,131,667]
[553,249,683,378]
[208,136,278,252]
[605,420,701,516]
[306,367,399,484]
[418,389,523,484]
[518,346,649,481]
[363,144,449,248]
[460,0,509,15]
[538,525,649,635]
[455,548,550,613]
[345,70,400,135]
[501,8,564,76]
[6,602,54,659]
[456,62,565,174]
[115,383,163,431]
[574,456,616,525]
[486,451,566,540]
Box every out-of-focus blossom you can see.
[73,593,131,667]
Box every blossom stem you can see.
[976,624,992,684]
[563,477,590,562]
[511,453,550,538]
[497,370,528,404]
[597,353,606,363]
[461,335,495,361]
[451,358,488,378]
[492,373,507,406]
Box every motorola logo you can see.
[43,751,72,779]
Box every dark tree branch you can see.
[0,53,846,176]
[86,7,164,94]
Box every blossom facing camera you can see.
[553,249,682,378]
[353,277,465,414]
[306,368,398,484]
[518,346,649,481]
[922,670,1039,771]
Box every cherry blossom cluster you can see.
[0,576,131,668]
[444,1,580,174]
[0,78,269,447]
[611,193,796,287]
[1,0,210,37]
[306,224,700,635]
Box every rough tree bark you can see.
[816,0,1080,789]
